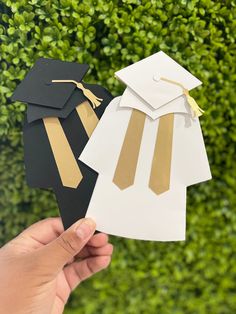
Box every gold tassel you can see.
[76,83,103,109]
[160,77,205,118]
[184,90,204,117]
[52,80,103,109]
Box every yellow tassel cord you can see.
[160,77,204,118]
[52,80,103,109]
[183,90,204,117]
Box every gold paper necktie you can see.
[149,113,174,195]
[43,101,99,189]
[76,101,99,137]
[113,110,174,195]
[43,117,83,188]
[113,109,146,189]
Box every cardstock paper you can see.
[11,58,113,229]
[113,109,146,189]
[12,58,89,109]
[27,85,112,229]
[119,87,191,120]
[79,96,212,240]
[115,51,202,110]
[149,113,174,195]
[76,101,99,137]
[43,116,83,188]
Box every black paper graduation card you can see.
[12,58,113,229]
[79,51,212,241]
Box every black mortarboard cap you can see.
[12,58,89,120]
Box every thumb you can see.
[38,217,96,271]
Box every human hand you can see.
[0,217,113,314]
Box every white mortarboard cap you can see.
[115,51,202,115]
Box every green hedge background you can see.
[0,0,235,313]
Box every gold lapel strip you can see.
[113,109,146,189]
[76,101,99,137]
[149,113,174,195]
[43,117,83,188]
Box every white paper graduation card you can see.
[79,51,212,241]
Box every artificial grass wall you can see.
[0,1,235,313]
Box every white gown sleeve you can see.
[172,113,212,187]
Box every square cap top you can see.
[12,58,89,109]
[115,51,202,110]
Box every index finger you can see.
[19,217,64,247]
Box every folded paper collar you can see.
[52,80,103,109]
[119,87,190,120]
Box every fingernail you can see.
[75,218,96,239]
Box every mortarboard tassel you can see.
[183,89,204,117]
[160,77,204,118]
[52,80,103,109]
[76,82,103,109]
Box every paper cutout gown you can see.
[79,95,212,241]
[23,83,113,229]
